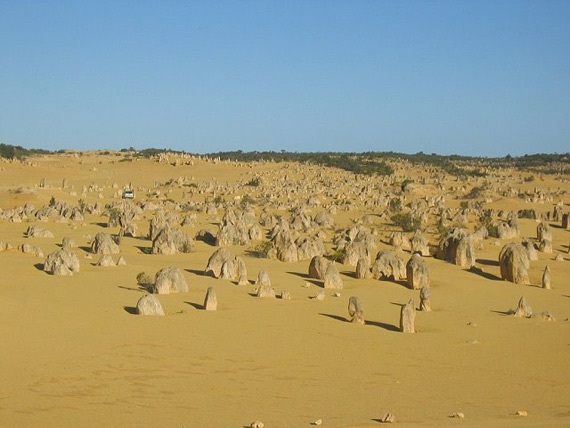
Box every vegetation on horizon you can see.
[1,142,569,176]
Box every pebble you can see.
[333,292,341,297]
[315,291,325,301]
[450,412,465,419]
[515,410,528,417]
[381,412,396,423]
[250,421,264,428]
[312,419,322,425]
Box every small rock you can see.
[250,421,264,428]
[381,412,396,423]
[540,311,555,321]
[280,290,291,300]
[449,412,465,419]
[514,296,532,318]
[554,254,563,261]
[312,419,322,426]
[315,291,325,301]
[467,321,477,327]
[303,282,311,288]
[515,410,528,417]
[466,338,479,344]
[333,292,341,297]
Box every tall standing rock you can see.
[348,296,365,324]
[400,299,416,333]
[256,270,271,286]
[537,222,552,242]
[541,266,551,289]
[410,230,430,256]
[308,255,330,280]
[406,253,429,290]
[355,257,370,279]
[435,228,475,268]
[562,213,569,230]
[419,286,431,312]
[499,242,530,284]
[323,263,343,289]
[204,287,218,310]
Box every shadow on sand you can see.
[476,258,499,267]
[185,301,204,310]
[319,313,399,332]
[123,306,137,315]
[466,267,502,281]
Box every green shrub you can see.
[136,272,152,285]
[251,241,273,258]
[391,212,420,232]
[328,248,346,262]
[464,186,484,199]
[388,198,402,213]
[401,179,414,192]
[241,194,256,206]
[245,177,262,187]
[518,209,537,219]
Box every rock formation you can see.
[204,286,218,310]
[348,296,365,324]
[153,266,188,294]
[44,249,80,276]
[400,299,416,333]
[499,242,530,284]
[136,294,165,316]
[406,253,429,290]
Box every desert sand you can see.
[1,151,569,427]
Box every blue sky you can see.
[1,0,569,156]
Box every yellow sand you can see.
[1,152,569,427]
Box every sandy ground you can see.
[1,152,569,427]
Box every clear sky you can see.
[1,0,569,156]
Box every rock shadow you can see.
[123,306,137,315]
[186,269,207,277]
[34,263,44,271]
[185,301,204,310]
[490,309,515,316]
[390,302,405,308]
[286,272,322,287]
[136,246,152,255]
[319,313,399,332]
[365,320,400,332]
[466,267,502,281]
[476,258,499,266]
[319,313,348,323]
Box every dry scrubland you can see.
[1,151,569,428]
